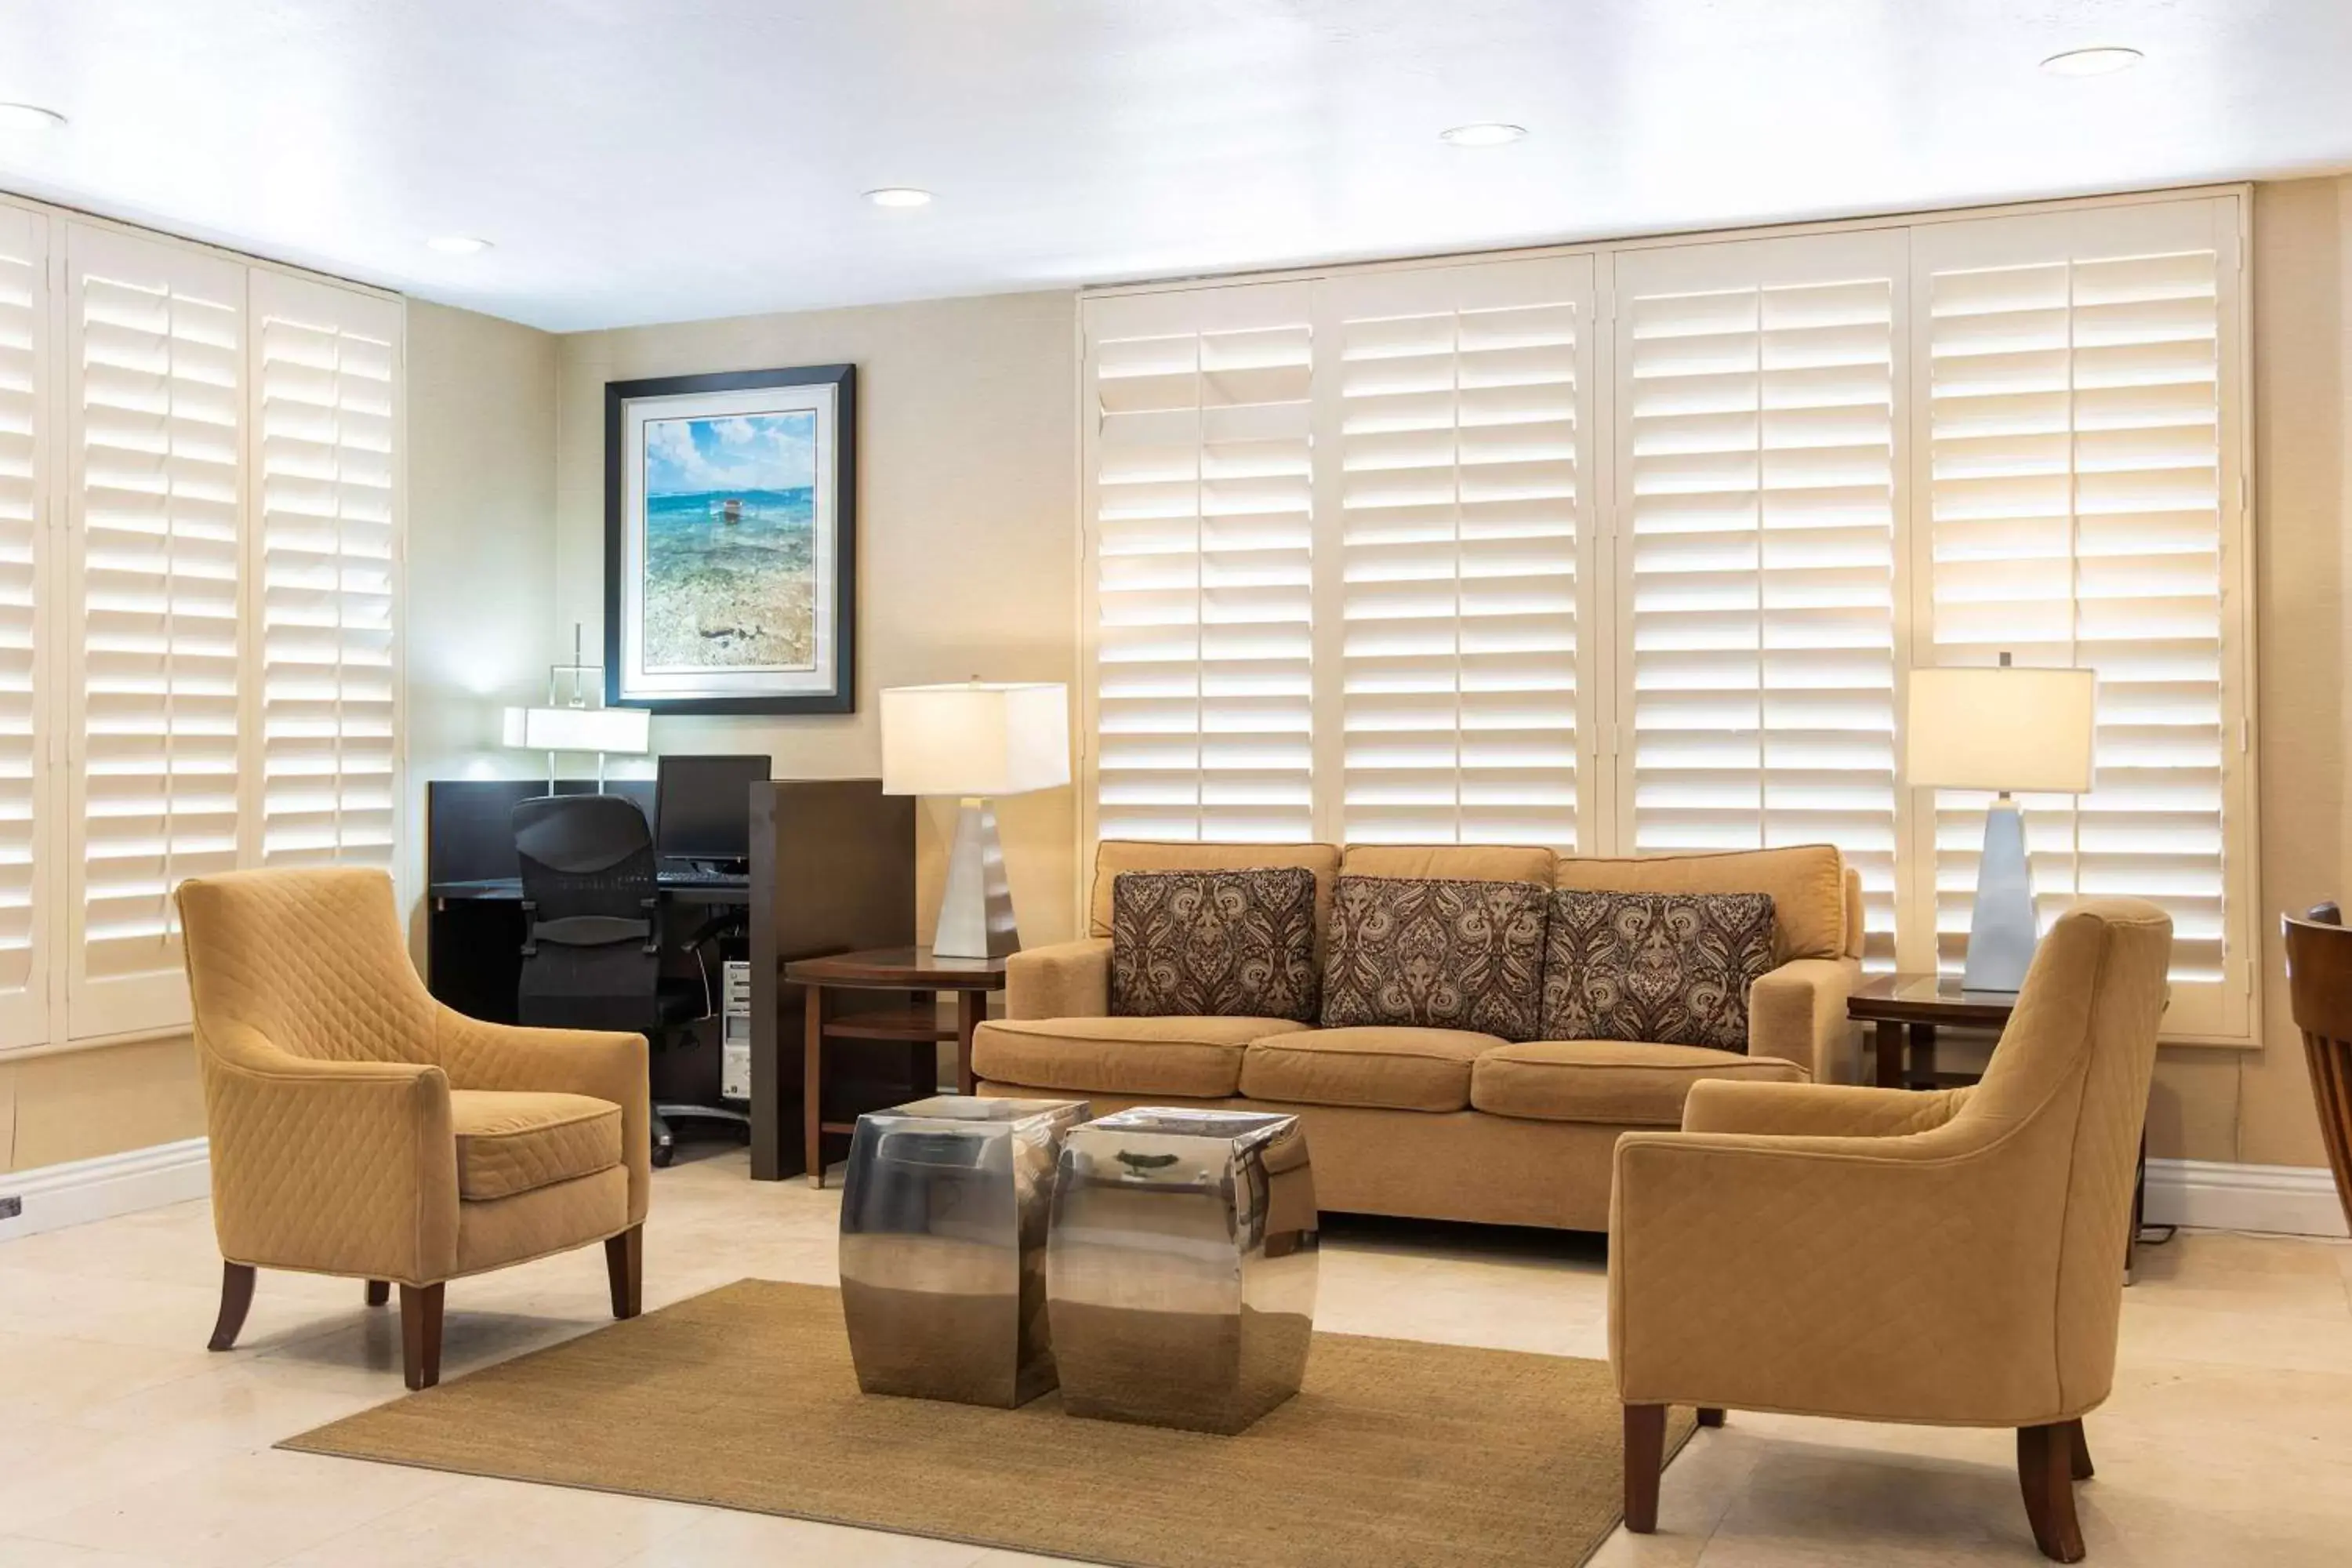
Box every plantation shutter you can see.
[0,207,46,1047]
[1611,230,1907,962]
[62,223,245,1040]
[1911,195,2249,1036]
[1083,283,1316,842]
[249,271,401,873]
[1323,256,1595,848]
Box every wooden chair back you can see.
[2280,903,2352,1233]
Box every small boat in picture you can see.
[709,496,743,525]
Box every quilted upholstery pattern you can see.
[1608,898,2171,1428]
[450,1091,623,1200]
[176,867,650,1286]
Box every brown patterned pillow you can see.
[1319,875,1549,1041]
[1109,868,1319,1022]
[1541,890,1776,1051]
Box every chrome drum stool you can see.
[838,1096,1088,1407]
[1047,1108,1317,1434]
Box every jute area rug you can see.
[283,1279,1695,1568]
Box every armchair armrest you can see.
[434,1008,652,1225]
[1682,1080,1971,1138]
[1747,956,1863,1082]
[198,1021,459,1284]
[1006,937,1112,1020]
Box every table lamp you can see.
[501,625,651,791]
[881,681,1071,960]
[1906,654,2096,993]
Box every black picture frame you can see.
[603,363,857,714]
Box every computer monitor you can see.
[654,754,771,864]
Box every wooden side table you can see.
[782,946,1007,1189]
[1847,972,2148,1280]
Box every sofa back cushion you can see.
[1320,874,1549,1041]
[1088,840,1341,942]
[1540,890,1777,1051]
[1108,868,1321,1022]
[1554,844,1846,963]
[1340,843,1558,885]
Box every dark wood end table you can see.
[1846,971,2147,1280]
[782,946,1008,1189]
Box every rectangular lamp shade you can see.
[501,704,652,756]
[881,682,1071,797]
[1906,666,2096,793]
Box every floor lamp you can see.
[1906,656,2096,993]
[880,681,1071,960]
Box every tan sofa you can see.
[973,841,1865,1232]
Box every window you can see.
[0,203,404,1051]
[1080,188,2253,1040]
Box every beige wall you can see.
[551,290,1080,946]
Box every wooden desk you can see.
[783,946,1007,1189]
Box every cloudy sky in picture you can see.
[644,412,816,496]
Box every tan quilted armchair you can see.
[1610,898,2171,1563]
[177,867,652,1388]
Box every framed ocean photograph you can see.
[604,364,856,713]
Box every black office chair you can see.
[513,793,746,1167]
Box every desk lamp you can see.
[1906,654,2096,993]
[501,623,651,790]
[881,681,1071,960]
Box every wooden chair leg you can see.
[207,1261,256,1352]
[2067,1417,2094,1481]
[605,1225,644,1320]
[399,1282,445,1391]
[365,1279,390,1307]
[2018,1422,2087,1563]
[1697,1406,1726,1428]
[1623,1403,1667,1534]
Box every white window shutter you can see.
[249,271,401,876]
[1611,230,1907,962]
[1323,256,1595,848]
[1083,283,1316,843]
[1911,196,2248,1036]
[62,223,245,1040]
[0,206,47,1047]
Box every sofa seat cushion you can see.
[1469,1040,1806,1127]
[450,1090,624,1201]
[972,1016,1314,1099]
[1240,1026,1501,1112]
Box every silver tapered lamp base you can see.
[932,797,1020,960]
[1962,793,2038,993]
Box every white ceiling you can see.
[0,0,2347,332]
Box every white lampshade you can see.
[501,704,651,756]
[881,682,1070,798]
[1906,666,2096,793]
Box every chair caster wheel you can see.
[652,1142,674,1169]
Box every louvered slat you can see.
[1613,232,1906,965]
[0,208,45,1047]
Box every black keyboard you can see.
[660,866,749,887]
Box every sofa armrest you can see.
[435,1008,652,1226]
[199,1021,459,1283]
[1683,1079,1971,1138]
[1006,937,1112,1020]
[1747,956,1863,1083]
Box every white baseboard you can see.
[2144,1157,2350,1240]
[0,1138,211,1243]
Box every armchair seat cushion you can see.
[451,1090,625,1200]
[971,1016,1313,1099]
[1470,1040,1806,1127]
[1240,1026,1501,1112]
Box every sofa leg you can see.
[605,1225,643,1320]
[2018,1422,2087,1563]
[2067,1418,2094,1481]
[1697,1406,1726,1428]
[1623,1403,1667,1534]
[399,1283,445,1391]
[365,1279,390,1307]
[208,1261,256,1352]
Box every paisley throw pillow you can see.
[1109,868,1320,1022]
[1541,891,1777,1051]
[1319,875,1549,1042]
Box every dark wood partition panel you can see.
[747,779,916,1180]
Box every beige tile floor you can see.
[2,1146,2347,1566]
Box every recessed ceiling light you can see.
[865,187,933,209]
[0,103,67,132]
[425,234,493,256]
[1440,122,1527,147]
[2040,46,2144,78]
